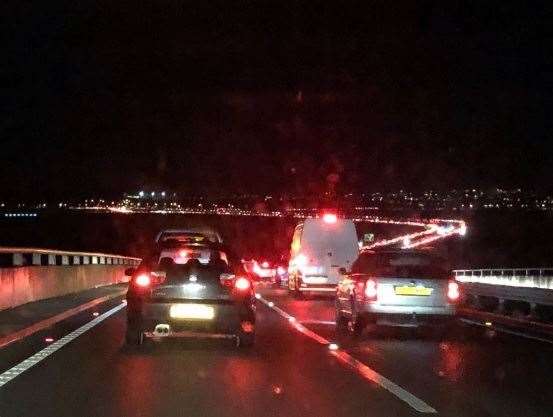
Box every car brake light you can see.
[262,261,270,268]
[322,213,337,224]
[447,281,460,301]
[234,277,251,291]
[364,279,378,300]
[277,266,286,275]
[178,249,189,258]
[134,273,151,287]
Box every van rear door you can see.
[301,219,359,284]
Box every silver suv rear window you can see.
[352,252,449,279]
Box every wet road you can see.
[1,287,553,417]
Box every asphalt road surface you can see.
[1,287,552,417]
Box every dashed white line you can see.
[0,303,125,388]
[257,295,437,414]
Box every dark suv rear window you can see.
[352,252,449,279]
[160,259,231,284]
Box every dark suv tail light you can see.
[134,273,151,287]
[132,271,164,288]
[234,277,251,291]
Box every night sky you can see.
[3,1,553,199]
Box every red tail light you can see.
[234,277,251,291]
[447,281,460,301]
[134,273,151,287]
[133,271,165,288]
[364,279,378,301]
[322,213,337,224]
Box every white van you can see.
[288,215,359,297]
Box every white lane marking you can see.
[258,296,437,414]
[0,290,126,349]
[300,320,336,326]
[0,303,125,388]
[329,350,437,414]
[460,318,553,345]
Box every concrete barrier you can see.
[0,248,141,311]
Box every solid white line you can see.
[460,318,553,345]
[300,320,336,326]
[0,302,125,388]
[0,290,126,349]
[257,296,437,414]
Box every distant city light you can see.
[4,213,38,218]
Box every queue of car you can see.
[124,217,460,348]
[284,213,460,336]
[242,258,288,286]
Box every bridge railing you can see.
[0,247,141,311]
[453,268,553,311]
[0,247,140,267]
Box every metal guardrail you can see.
[453,268,553,307]
[0,247,141,267]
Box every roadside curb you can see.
[0,290,126,349]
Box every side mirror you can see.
[124,267,136,276]
[338,267,348,275]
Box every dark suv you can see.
[125,245,255,347]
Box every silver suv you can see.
[335,250,459,335]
